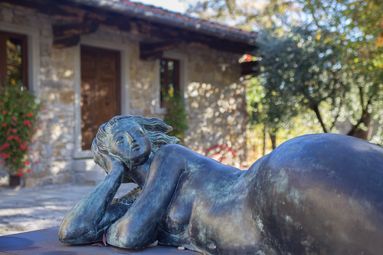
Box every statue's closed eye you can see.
[116,134,133,145]
[116,136,125,144]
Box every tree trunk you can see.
[262,124,267,156]
[347,111,372,140]
[269,132,277,150]
[311,104,328,133]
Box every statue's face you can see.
[108,119,151,171]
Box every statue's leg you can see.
[106,144,186,249]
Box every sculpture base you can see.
[0,227,197,255]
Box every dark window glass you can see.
[0,31,28,88]
[160,58,180,108]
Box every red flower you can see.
[24,160,30,166]
[7,135,21,143]
[11,129,17,133]
[19,142,28,151]
[25,112,33,117]
[0,143,10,151]
[0,153,10,159]
[12,116,17,122]
[16,172,23,177]
[244,54,253,62]
[1,123,7,127]
[23,120,32,127]
[2,111,7,115]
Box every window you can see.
[160,58,180,108]
[0,31,28,88]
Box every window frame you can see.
[156,51,187,114]
[73,37,131,158]
[159,57,181,108]
[0,30,28,88]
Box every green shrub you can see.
[0,84,40,176]
[163,94,188,142]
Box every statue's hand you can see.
[102,155,125,177]
[102,154,138,183]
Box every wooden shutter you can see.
[80,45,121,150]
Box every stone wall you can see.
[182,45,248,165]
[0,4,77,186]
[0,3,248,186]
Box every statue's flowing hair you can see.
[91,115,179,171]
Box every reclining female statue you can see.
[59,115,383,255]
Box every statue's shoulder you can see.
[157,143,201,153]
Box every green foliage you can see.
[186,0,303,31]
[300,0,383,140]
[257,27,352,133]
[0,84,40,176]
[188,0,383,146]
[163,94,188,142]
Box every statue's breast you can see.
[158,173,196,245]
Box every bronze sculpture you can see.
[59,115,383,254]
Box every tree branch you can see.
[310,102,328,133]
[329,88,345,131]
[347,93,374,136]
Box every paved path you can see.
[0,183,136,236]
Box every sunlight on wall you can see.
[185,81,247,167]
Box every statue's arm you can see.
[59,161,129,244]
[106,144,186,249]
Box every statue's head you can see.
[91,115,179,176]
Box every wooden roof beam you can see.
[52,18,99,48]
[139,41,181,60]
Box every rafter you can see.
[139,41,182,60]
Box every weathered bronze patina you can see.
[59,115,383,255]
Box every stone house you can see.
[0,0,257,185]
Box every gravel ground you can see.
[0,183,136,236]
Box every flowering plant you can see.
[0,84,40,177]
